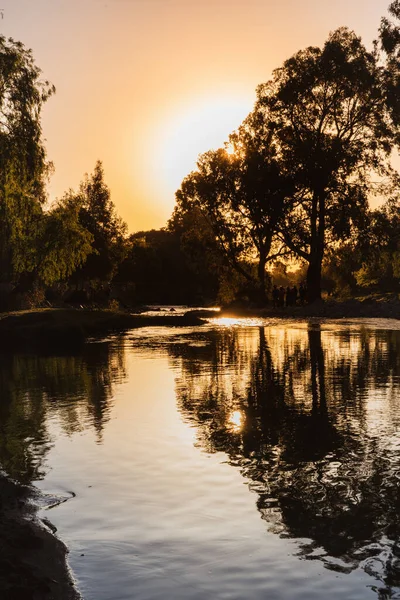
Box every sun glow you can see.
[224,143,235,156]
[228,410,244,433]
[212,317,265,327]
[156,96,252,200]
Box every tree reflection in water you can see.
[0,340,126,483]
[169,324,400,597]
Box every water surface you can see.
[1,319,400,599]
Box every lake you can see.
[1,318,400,599]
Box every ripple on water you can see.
[1,321,400,599]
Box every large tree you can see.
[174,121,295,301]
[255,27,394,301]
[0,36,55,281]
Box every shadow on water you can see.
[166,324,400,598]
[0,339,126,484]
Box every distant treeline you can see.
[0,3,400,310]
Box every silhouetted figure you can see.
[285,286,291,307]
[279,287,285,307]
[299,283,306,306]
[272,285,279,308]
[292,285,298,306]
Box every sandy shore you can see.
[0,474,80,600]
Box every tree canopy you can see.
[0,35,55,282]
[70,161,127,286]
[2,5,400,309]
[253,27,394,301]
[175,23,399,304]
[174,118,296,301]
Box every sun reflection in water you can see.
[212,317,264,327]
[228,410,243,433]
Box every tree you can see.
[174,121,295,302]
[168,207,223,302]
[355,197,400,290]
[35,193,94,285]
[72,161,127,286]
[115,223,220,305]
[255,28,394,301]
[379,1,400,136]
[0,36,55,281]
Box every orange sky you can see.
[0,0,392,232]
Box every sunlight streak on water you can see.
[211,316,265,327]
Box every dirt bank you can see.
[221,296,400,320]
[0,473,80,600]
[0,308,206,351]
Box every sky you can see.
[0,0,393,232]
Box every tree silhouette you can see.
[380,1,400,135]
[254,28,394,302]
[71,161,127,287]
[174,123,295,302]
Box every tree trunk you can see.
[257,250,267,304]
[306,257,322,302]
[308,325,326,409]
[306,188,325,303]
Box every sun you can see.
[156,95,252,198]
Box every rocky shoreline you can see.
[0,474,80,600]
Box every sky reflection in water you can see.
[0,321,400,599]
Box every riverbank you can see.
[0,474,79,600]
[0,307,206,351]
[0,300,399,352]
[220,295,400,320]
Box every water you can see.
[1,319,400,599]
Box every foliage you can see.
[36,193,94,285]
[354,198,400,290]
[115,225,219,305]
[380,1,400,136]
[174,121,295,301]
[268,260,306,289]
[3,7,400,307]
[322,244,359,297]
[71,161,127,285]
[0,36,55,281]
[254,27,394,301]
[168,205,227,300]
[171,25,399,304]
